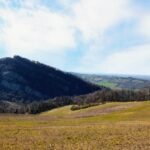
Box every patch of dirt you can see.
[73,103,138,118]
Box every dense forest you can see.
[1,88,150,114]
[0,56,100,101]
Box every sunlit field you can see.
[1,101,150,150]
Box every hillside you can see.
[41,101,144,121]
[1,101,150,149]
[0,56,100,102]
[74,73,150,90]
[1,87,150,114]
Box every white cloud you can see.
[0,3,75,58]
[59,0,77,7]
[77,43,150,75]
[100,44,150,75]
[0,0,150,74]
[1,0,132,64]
[73,0,150,74]
[72,0,131,41]
[71,0,136,73]
[138,13,150,38]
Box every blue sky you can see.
[0,0,150,75]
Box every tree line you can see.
[0,88,150,114]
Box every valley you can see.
[75,73,150,90]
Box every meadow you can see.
[1,101,150,150]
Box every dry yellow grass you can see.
[0,101,150,150]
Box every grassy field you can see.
[1,101,150,149]
[98,81,118,89]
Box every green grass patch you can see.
[98,81,118,88]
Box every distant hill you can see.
[74,73,150,90]
[0,56,100,102]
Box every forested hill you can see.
[0,56,100,102]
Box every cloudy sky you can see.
[0,0,150,75]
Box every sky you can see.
[0,0,150,75]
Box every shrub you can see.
[71,103,101,111]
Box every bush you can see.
[71,103,101,111]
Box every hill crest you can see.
[0,56,100,102]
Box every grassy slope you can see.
[98,81,118,89]
[1,101,150,149]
